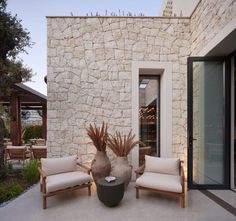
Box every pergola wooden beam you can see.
[10,93,22,145]
[3,83,47,146]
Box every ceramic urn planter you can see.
[111,156,132,189]
[91,150,111,184]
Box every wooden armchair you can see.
[135,156,185,208]
[30,145,47,159]
[5,145,30,163]
[38,155,92,209]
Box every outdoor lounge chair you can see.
[38,155,92,209]
[135,156,185,208]
[5,145,30,163]
[30,145,47,159]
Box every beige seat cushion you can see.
[145,156,180,175]
[136,172,182,193]
[41,155,77,176]
[46,171,92,193]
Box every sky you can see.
[7,0,163,96]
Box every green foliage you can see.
[5,161,12,172]
[0,181,23,203]
[0,165,7,180]
[0,0,32,60]
[0,162,20,181]
[0,0,33,175]
[0,59,33,97]
[0,105,10,138]
[0,0,33,97]
[23,125,42,143]
[4,126,10,138]
[0,116,6,179]
[22,159,39,183]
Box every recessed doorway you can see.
[139,76,160,165]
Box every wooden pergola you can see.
[1,83,47,145]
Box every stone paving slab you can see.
[0,182,235,221]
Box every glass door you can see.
[188,57,230,189]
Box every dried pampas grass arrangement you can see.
[107,130,144,157]
[86,122,108,152]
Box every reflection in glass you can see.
[192,61,224,185]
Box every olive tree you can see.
[0,0,33,177]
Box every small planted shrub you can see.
[0,181,23,203]
[23,125,42,143]
[0,162,14,180]
[4,126,10,138]
[0,167,7,180]
[6,161,13,172]
[22,159,39,183]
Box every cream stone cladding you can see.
[190,0,236,55]
[47,17,190,164]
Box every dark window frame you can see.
[187,56,231,189]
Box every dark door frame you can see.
[187,56,231,189]
[139,75,161,157]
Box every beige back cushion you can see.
[41,155,77,176]
[145,155,180,175]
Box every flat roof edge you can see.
[46,16,190,19]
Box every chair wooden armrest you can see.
[38,166,47,193]
[135,164,145,178]
[77,162,91,174]
[38,166,46,178]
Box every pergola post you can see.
[42,103,47,140]
[10,93,22,145]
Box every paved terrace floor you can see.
[0,182,235,221]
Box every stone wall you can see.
[47,17,190,164]
[190,0,236,55]
[47,0,236,167]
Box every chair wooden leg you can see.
[180,195,185,208]
[40,183,43,192]
[43,196,47,209]
[88,185,91,196]
[136,187,139,199]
